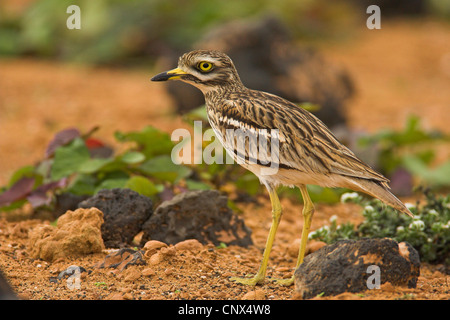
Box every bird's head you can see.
[151,50,244,93]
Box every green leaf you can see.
[50,138,90,180]
[93,158,127,173]
[125,176,163,197]
[95,178,128,193]
[120,151,146,164]
[139,155,192,183]
[183,104,208,123]
[66,174,97,196]
[235,172,261,195]
[402,155,450,186]
[216,242,227,249]
[307,185,343,204]
[185,179,211,190]
[34,159,53,181]
[78,158,113,174]
[115,126,174,158]
[0,199,28,212]
[8,165,36,187]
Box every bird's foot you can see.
[229,274,295,287]
[229,274,265,286]
[269,276,295,287]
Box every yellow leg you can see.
[230,185,282,286]
[275,184,315,286]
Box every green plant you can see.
[358,115,450,187]
[310,188,450,265]
[0,0,360,64]
[216,242,228,249]
[94,282,108,289]
[0,126,209,212]
[2,115,448,216]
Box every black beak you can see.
[151,71,172,82]
[151,67,187,82]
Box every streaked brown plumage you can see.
[151,50,412,286]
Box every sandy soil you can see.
[0,19,449,300]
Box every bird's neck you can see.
[197,70,246,96]
[203,82,247,101]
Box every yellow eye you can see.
[198,61,213,72]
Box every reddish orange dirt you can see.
[0,20,449,300]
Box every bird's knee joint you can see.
[271,208,282,221]
[302,206,314,218]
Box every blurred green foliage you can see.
[0,113,449,218]
[0,126,197,212]
[1,0,449,65]
[358,115,450,187]
[0,0,361,65]
[1,0,450,210]
[0,103,343,213]
[427,0,450,19]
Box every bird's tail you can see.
[348,178,414,217]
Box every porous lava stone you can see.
[141,190,253,247]
[294,238,420,299]
[79,188,153,248]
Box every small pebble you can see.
[143,240,168,256]
[288,239,326,258]
[242,289,265,300]
[124,268,141,282]
[164,268,174,276]
[175,239,203,251]
[160,246,176,257]
[142,268,156,276]
[380,282,396,292]
[307,240,326,254]
[122,293,133,300]
[149,253,163,265]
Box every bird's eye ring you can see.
[197,61,213,72]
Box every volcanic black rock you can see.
[141,190,252,247]
[294,238,420,299]
[0,270,18,300]
[78,188,153,248]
